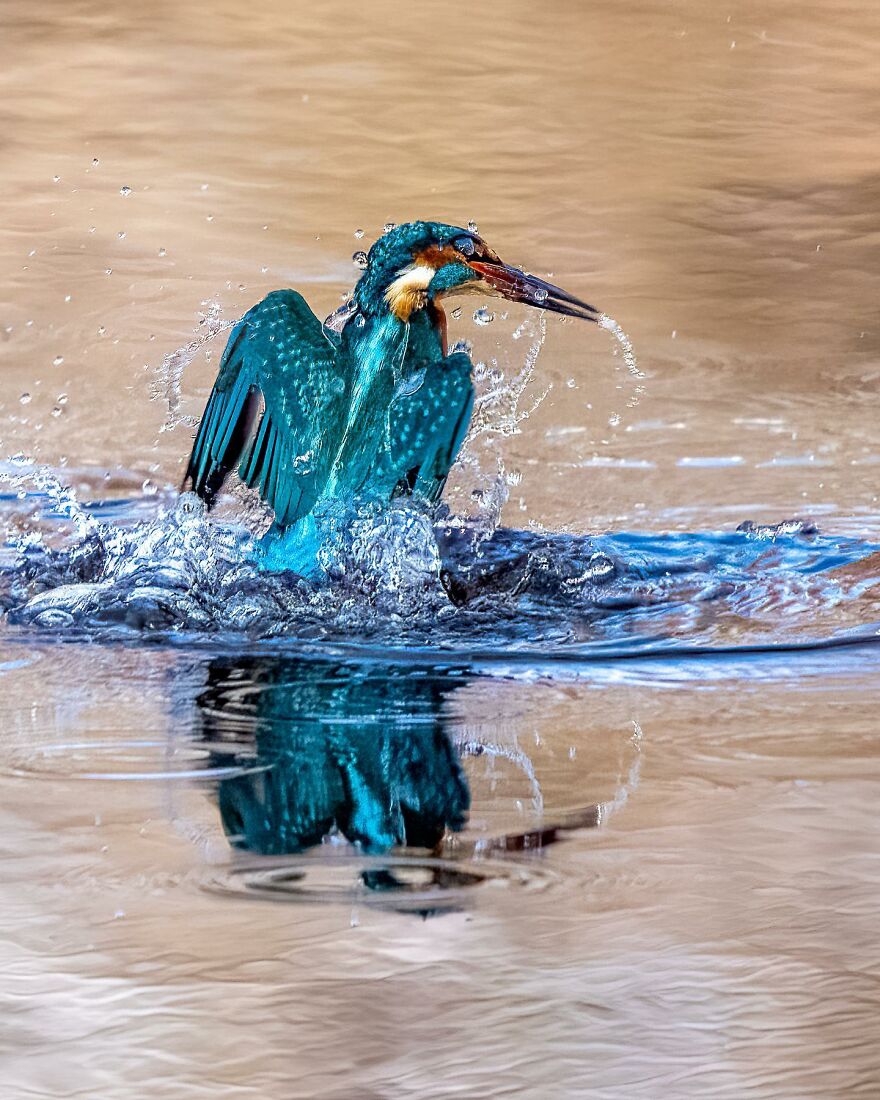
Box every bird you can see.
[183,221,600,573]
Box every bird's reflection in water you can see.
[195,656,476,899]
[194,656,604,909]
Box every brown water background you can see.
[1,2,879,1096]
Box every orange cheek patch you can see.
[385,243,482,322]
[414,244,461,269]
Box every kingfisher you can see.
[183,221,600,573]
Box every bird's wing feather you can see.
[184,290,347,526]
[382,353,475,502]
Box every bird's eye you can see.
[454,237,476,257]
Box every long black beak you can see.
[468,260,601,323]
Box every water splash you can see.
[438,314,549,548]
[599,314,646,418]
[599,314,641,379]
[2,472,879,658]
[150,300,237,433]
[0,458,97,542]
[737,518,819,541]
[466,314,549,444]
[2,491,451,638]
[4,296,880,658]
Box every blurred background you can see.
[2,0,879,534]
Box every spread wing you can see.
[380,353,475,502]
[184,290,349,527]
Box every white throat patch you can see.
[384,263,435,321]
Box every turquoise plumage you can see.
[186,290,346,526]
[184,221,599,573]
[199,657,470,856]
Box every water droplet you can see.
[19,392,31,404]
[105,268,112,275]
[53,355,64,366]
[262,224,269,231]
[51,405,63,418]
[57,393,68,405]
[586,552,616,580]
[117,231,125,239]
[473,307,495,326]
[451,307,462,319]
[142,479,158,496]
[158,247,166,257]
[383,222,396,233]
[200,183,209,191]
[533,287,548,303]
[88,226,96,234]
[97,326,106,336]
[354,314,366,328]
[120,186,132,196]
[206,215,214,222]
[64,294,71,302]
[608,412,621,427]
[53,175,60,183]
[91,158,99,167]
[567,378,577,388]
[354,228,364,239]
[467,220,479,233]
[352,250,368,269]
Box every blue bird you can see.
[183,221,600,572]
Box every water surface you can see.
[1,2,879,1096]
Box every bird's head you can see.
[352,221,601,328]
